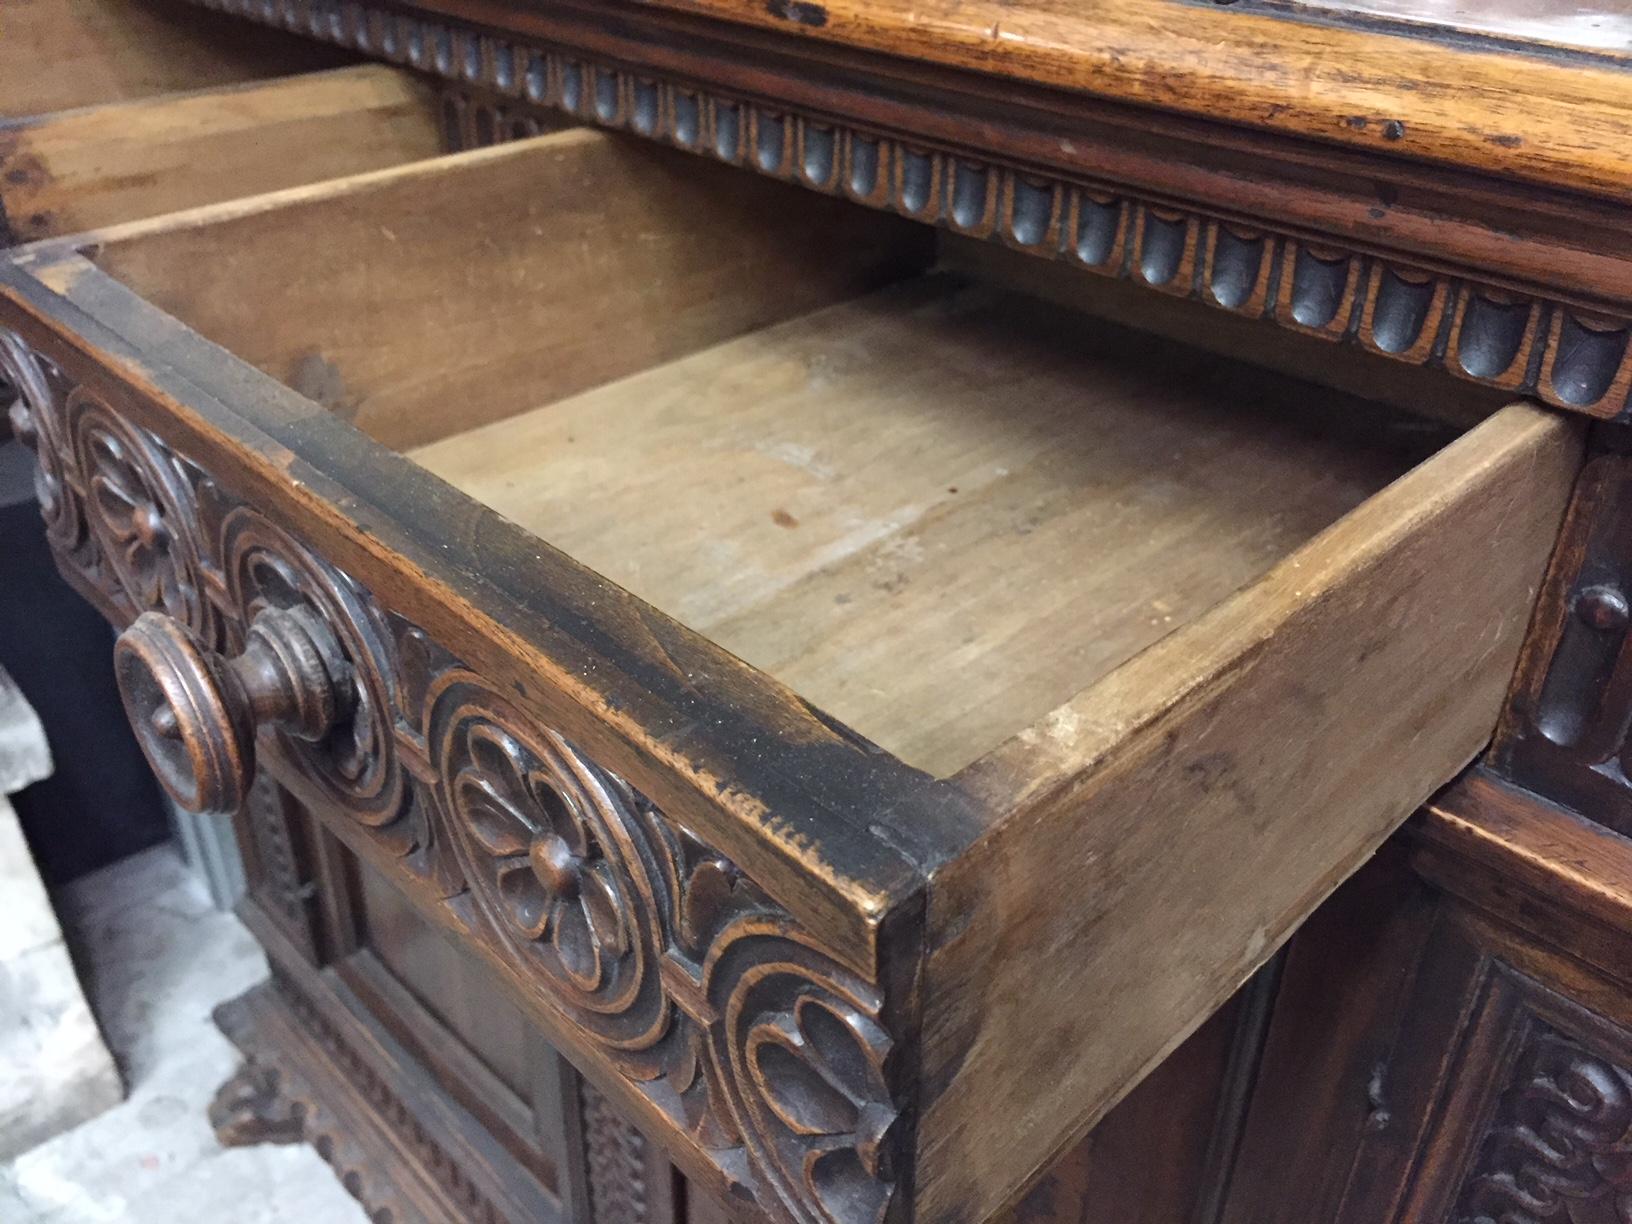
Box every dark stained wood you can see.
[1223,772,1632,1224]
[0,114,1588,1214]
[1490,434,1632,832]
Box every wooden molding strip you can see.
[180,0,1632,421]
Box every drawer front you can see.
[0,286,921,1222]
[0,123,1583,1221]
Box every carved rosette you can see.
[428,678,674,1066]
[423,679,900,1223]
[4,326,223,640]
[6,327,902,1223]
[1455,1026,1632,1224]
[220,508,410,835]
[73,390,217,641]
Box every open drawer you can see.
[0,63,534,244]
[0,129,1582,1222]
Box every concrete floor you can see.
[0,847,365,1223]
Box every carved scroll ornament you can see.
[1454,1025,1632,1224]
[1,327,900,1224]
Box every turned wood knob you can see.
[113,606,352,814]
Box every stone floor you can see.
[0,847,365,1223]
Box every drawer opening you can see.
[79,128,1465,778]
[0,64,495,244]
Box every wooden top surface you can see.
[1286,0,1632,55]
[612,0,1632,198]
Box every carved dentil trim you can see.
[1454,1024,1632,1224]
[183,0,1632,419]
[4,327,901,1224]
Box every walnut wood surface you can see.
[1225,771,1632,1224]
[601,0,1632,199]
[0,66,445,242]
[1489,434,1632,831]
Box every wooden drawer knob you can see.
[113,607,352,814]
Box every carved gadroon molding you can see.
[181,0,1632,419]
[1453,1023,1632,1224]
[1,329,901,1224]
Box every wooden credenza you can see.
[5,1,1632,1221]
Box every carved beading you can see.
[181,0,1632,419]
[1454,1025,1632,1224]
[4,324,901,1224]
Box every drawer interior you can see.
[79,129,1458,778]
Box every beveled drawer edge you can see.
[176,0,1632,422]
[0,249,957,1223]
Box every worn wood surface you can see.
[413,274,1440,776]
[0,80,1605,1217]
[82,128,928,450]
[615,0,1632,200]
[0,0,350,118]
[932,404,1581,1222]
[0,66,444,243]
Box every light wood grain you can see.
[0,67,444,243]
[921,402,1582,1222]
[0,0,349,119]
[411,275,1447,776]
[641,0,1632,201]
[88,128,929,450]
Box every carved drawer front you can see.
[0,126,1583,1222]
